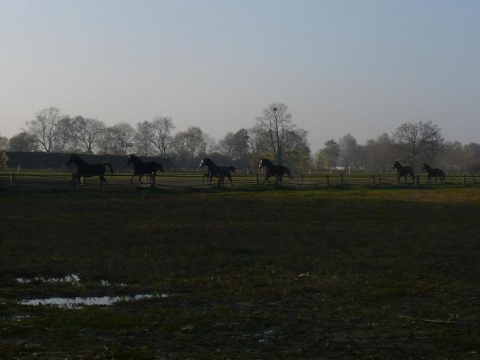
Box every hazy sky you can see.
[1,0,479,152]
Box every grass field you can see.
[1,186,480,359]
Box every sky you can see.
[1,0,480,152]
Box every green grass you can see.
[1,186,480,359]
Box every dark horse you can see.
[393,161,415,184]
[258,158,293,185]
[67,153,113,185]
[422,163,445,183]
[127,154,164,185]
[199,158,236,186]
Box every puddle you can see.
[16,274,81,286]
[100,280,127,287]
[19,293,168,309]
[16,275,127,287]
[15,273,167,308]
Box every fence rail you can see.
[1,171,479,189]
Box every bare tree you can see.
[150,116,175,156]
[218,129,249,164]
[0,134,8,150]
[283,128,311,172]
[70,116,105,153]
[0,150,7,169]
[96,123,135,155]
[438,141,466,174]
[392,121,444,169]
[171,126,207,168]
[338,133,358,171]
[25,107,64,152]
[134,121,155,156]
[255,103,297,165]
[54,116,76,152]
[8,132,39,152]
[360,133,395,173]
[315,139,340,171]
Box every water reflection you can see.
[20,293,167,308]
[16,274,81,286]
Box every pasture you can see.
[1,186,480,359]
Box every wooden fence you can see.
[1,170,479,189]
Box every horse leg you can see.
[100,175,107,185]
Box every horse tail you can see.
[158,163,164,173]
[229,166,237,173]
[104,163,113,176]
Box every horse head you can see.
[259,158,273,168]
[393,161,400,169]
[199,158,212,168]
[422,163,429,171]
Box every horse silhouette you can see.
[422,163,445,183]
[67,154,113,185]
[127,154,164,185]
[393,161,415,184]
[258,158,293,185]
[199,158,236,186]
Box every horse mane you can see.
[201,158,215,166]
[68,153,87,165]
[261,158,274,167]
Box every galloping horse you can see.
[127,154,164,185]
[258,158,293,185]
[422,163,445,183]
[67,154,113,185]
[199,158,236,186]
[393,161,415,184]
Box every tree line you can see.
[1,104,479,173]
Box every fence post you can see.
[378,174,382,185]
[300,173,304,185]
[10,172,15,186]
[371,175,375,186]
[464,175,467,187]
[151,173,156,188]
[326,175,330,186]
[255,173,259,185]
[340,173,344,184]
[416,175,420,187]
